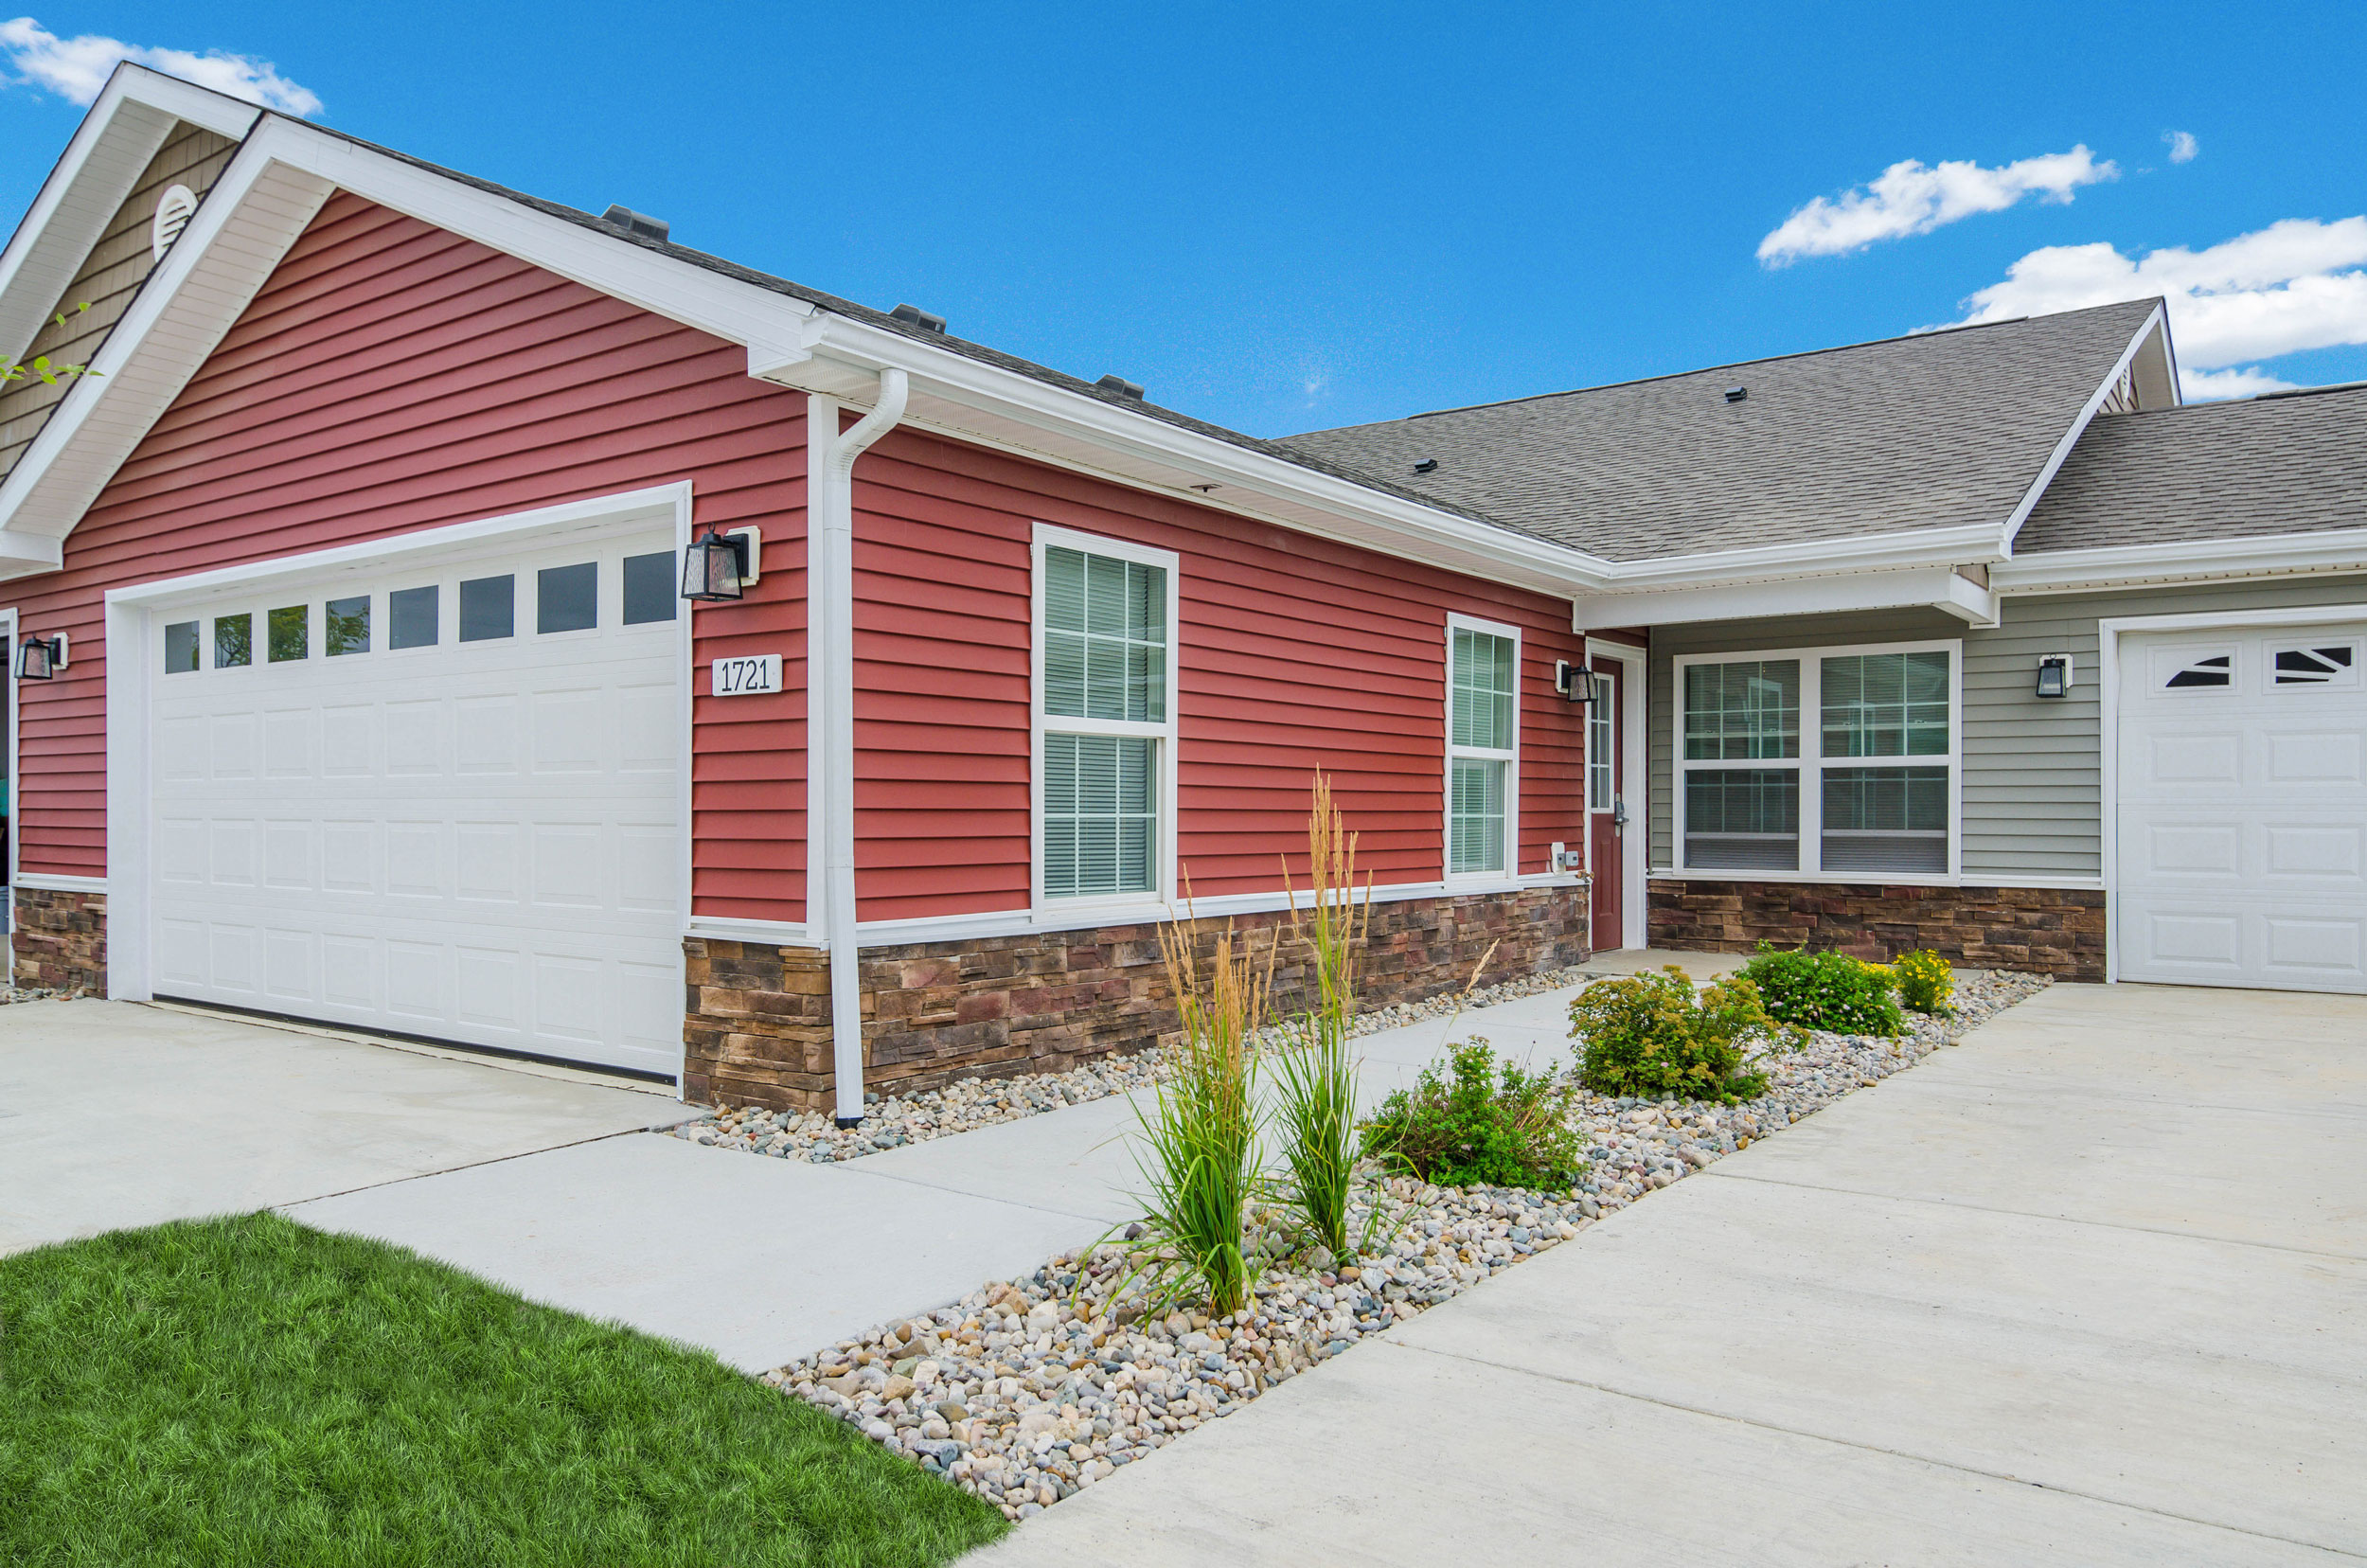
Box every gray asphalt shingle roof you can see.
[1279,300,2161,561]
[2015,383,2367,553]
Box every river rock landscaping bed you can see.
[673,961,1609,1163]
[764,967,2049,1523]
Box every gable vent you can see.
[151,184,199,261]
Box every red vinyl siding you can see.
[0,194,810,923]
[851,429,1585,922]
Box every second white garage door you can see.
[147,526,687,1075]
[2116,618,2367,993]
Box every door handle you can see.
[1612,796,1628,829]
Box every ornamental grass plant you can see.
[1130,908,1272,1318]
[1272,773,1370,1259]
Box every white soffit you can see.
[1574,563,1999,631]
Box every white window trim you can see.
[1444,612,1522,882]
[1671,637,1963,882]
[1030,522,1181,917]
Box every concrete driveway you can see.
[976,981,2367,1567]
[0,999,696,1256]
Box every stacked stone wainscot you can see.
[12,887,107,993]
[684,883,1589,1113]
[1647,878,2105,982]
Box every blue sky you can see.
[5,2,2365,434]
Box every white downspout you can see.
[812,367,908,1126]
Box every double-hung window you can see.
[1034,526,1176,904]
[1446,616,1521,877]
[1676,640,1959,878]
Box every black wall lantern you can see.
[15,633,67,681]
[680,526,757,602]
[1554,659,1607,707]
[2035,652,2073,699]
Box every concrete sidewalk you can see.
[0,999,696,1256]
[284,953,1720,1369]
[972,981,2367,1567]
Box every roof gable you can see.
[0,118,240,485]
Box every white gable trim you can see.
[0,67,259,365]
[2000,304,2173,556]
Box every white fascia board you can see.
[2002,304,2169,555]
[756,312,1618,595]
[0,111,821,550]
[1574,563,1997,631]
[1992,526,2367,596]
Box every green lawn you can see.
[0,1213,1006,1567]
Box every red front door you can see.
[1587,658,1625,949]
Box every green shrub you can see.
[1892,948,1956,1015]
[1736,943,1904,1036]
[1568,966,1792,1103]
[1360,1038,1586,1191]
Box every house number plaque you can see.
[711,653,783,696]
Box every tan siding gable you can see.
[0,120,240,482]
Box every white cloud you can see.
[0,15,321,115]
[1955,216,2367,399]
[2164,130,2199,164]
[1758,146,2117,265]
[2180,365,2295,399]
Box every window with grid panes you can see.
[1448,625,1517,875]
[1041,543,1166,899]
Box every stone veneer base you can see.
[684,884,1591,1113]
[1647,878,2105,982]
[13,886,108,993]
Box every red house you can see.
[0,68,1608,1118]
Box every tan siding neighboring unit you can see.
[0,120,240,482]
[1648,573,2367,882]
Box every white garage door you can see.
[2117,620,2367,992]
[148,527,687,1075]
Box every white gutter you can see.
[811,368,909,1126]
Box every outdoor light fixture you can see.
[2036,652,2073,699]
[15,633,66,681]
[680,526,756,602]
[1555,660,1607,707]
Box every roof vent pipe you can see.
[600,205,670,243]
[814,368,910,1127]
[889,303,948,333]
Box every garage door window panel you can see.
[215,613,252,668]
[268,606,307,663]
[165,620,199,673]
[622,551,677,625]
[460,576,514,642]
[327,597,370,656]
[389,586,438,650]
[538,562,597,634]
[2271,642,2359,687]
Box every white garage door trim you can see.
[104,483,695,1078]
[2102,602,2367,989]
